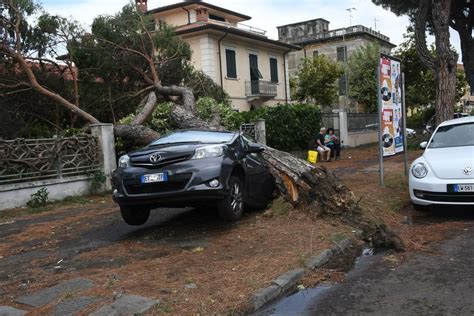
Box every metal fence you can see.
[240,120,266,144]
[347,113,378,132]
[240,123,257,140]
[321,113,340,135]
[0,135,101,186]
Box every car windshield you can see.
[150,131,235,146]
[429,122,474,149]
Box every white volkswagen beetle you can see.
[409,116,474,211]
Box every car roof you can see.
[439,116,474,127]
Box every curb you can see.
[248,237,357,312]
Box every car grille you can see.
[414,190,474,203]
[131,155,189,168]
[123,173,192,195]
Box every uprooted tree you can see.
[0,0,404,250]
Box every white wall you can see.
[0,176,94,211]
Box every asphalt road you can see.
[259,207,474,316]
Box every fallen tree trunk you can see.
[107,86,404,251]
[262,146,404,251]
[114,124,160,147]
[168,103,405,251]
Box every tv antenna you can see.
[347,7,357,26]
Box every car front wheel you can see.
[120,205,151,226]
[218,176,244,221]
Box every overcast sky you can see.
[39,0,462,57]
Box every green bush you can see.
[196,97,235,128]
[27,188,49,208]
[230,103,322,152]
[407,107,435,129]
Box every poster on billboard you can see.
[379,55,404,157]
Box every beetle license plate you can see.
[453,184,474,193]
[141,172,168,184]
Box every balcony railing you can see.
[207,20,267,36]
[245,80,278,98]
[283,25,391,45]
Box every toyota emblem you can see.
[149,153,162,163]
[464,166,472,176]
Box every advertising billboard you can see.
[379,55,404,157]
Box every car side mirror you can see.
[247,143,265,154]
[420,141,428,149]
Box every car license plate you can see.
[453,184,474,193]
[141,172,168,184]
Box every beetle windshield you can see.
[429,123,474,149]
[150,131,235,146]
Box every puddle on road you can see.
[254,246,378,316]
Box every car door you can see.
[239,136,273,204]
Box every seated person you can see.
[316,127,331,162]
[326,128,341,160]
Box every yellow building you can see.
[139,0,298,112]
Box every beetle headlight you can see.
[192,145,224,159]
[412,163,428,179]
[118,155,131,168]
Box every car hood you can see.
[424,146,474,180]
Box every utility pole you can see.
[344,7,356,110]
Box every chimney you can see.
[136,0,148,12]
[196,7,209,22]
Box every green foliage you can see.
[27,188,49,208]
[184,70,230,105]
[62,196,89,205]
[395,27,468,111]
[348,43,380,113]
[149,102,177,132]
[196,97,235,128]
[406,106,435,129]
[293,56,344,108]
[89,171,107,194]
[118,101,176,134]
[229,103,322,151]
[81,5,192,86]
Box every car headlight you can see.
[192,145,224,160]
[412,163,428,179]
[118,155,131,168]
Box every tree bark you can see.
[450,0,474,92]
[132,91,158,125]
[154,84,196,112]
[113,124,160,146]
[415,0,458,125]
[432,0,458,125]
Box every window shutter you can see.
[226,49,237,78]
[270,58,279,83]
[249,54,262,80]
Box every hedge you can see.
[228,103,322,152]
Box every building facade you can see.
[141,0,298,112]
[277,19,396,111]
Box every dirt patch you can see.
[2,145,472,314]
[0,197,353,314]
